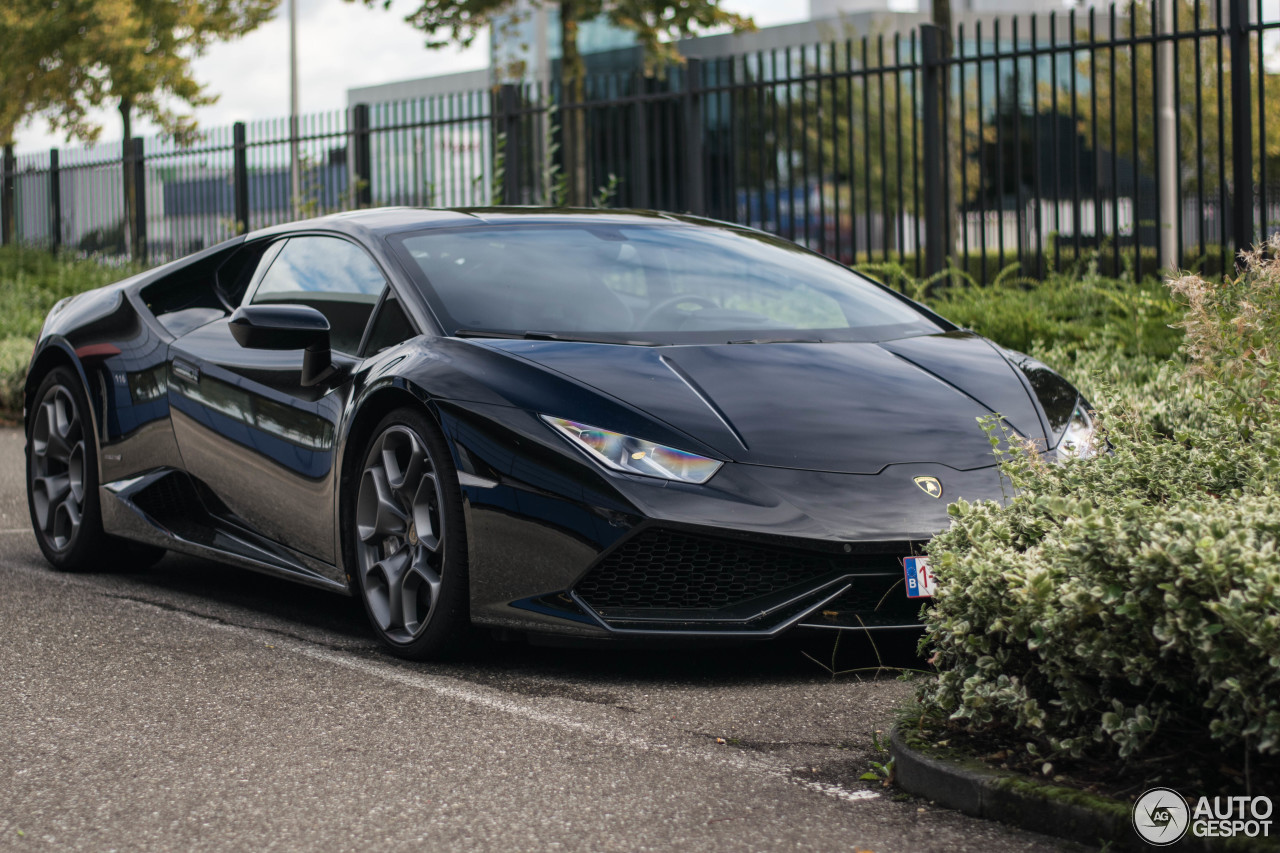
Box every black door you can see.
[167,234,389,570]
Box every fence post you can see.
[49,148,61,254]
[495,84,522,205]
[130,138,147,262]
[233,122,250,234]
[632,79,650,210]
[683,58,705,216]
[1229,0,1254,260]
[921,25,947,277]
[351,104,372,208]
[1156,0,1178,271]
[2,144,15,246]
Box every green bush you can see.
[0,337,33,419]
[922,454,1280,759]
[916,240,1280,768]
[931,273,1182,360]
[1027,341,1207,440]
[0,247,145,419]
[903,261,1185,360]
[0,246,139,341]
[847,243,1234,288]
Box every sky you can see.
[12,0,810,154]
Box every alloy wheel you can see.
[355,425,446,644]
[30,383,87,551]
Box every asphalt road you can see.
[0,427,1082,852]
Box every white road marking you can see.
[197,612,883,806]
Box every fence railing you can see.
[2,0,1277,281]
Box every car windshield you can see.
[390,222,943,344]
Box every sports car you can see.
[24,208,1093,658]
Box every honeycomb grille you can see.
[130,473,198,521]
[129,473,212,543]
[575,529,859,612]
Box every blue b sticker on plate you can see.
[904,556,935,599]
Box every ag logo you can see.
[1132,787,1190,845]
[913,476,942,499]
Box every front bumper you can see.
[442,401,1004,641]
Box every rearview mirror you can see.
[228,304,334,386]
[229,304,329,350]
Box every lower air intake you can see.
[574,528,903,613]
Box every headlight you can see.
[541,416,723,484]
[1056,401,1097,460]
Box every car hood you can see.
[470,331,1045,474]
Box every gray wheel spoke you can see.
[33,396,77,461]
[33,473,76,541]
[403,556,442,633]
[382,430,425,499]
[54,391,78,435]
[364,548,410,632]
[32,476,60,532]
[412,471,443,553]
[67,441,86,504]
[32,400,56,458]
[52,493,81,549]
[356,466,407,543]
[48,393,78,458]
[382,549,412,631]
[34,473,71,514]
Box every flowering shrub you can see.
[917,241,1280,765]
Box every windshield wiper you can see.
[454,328,523,339]
[727,337,825,345]
[454,329,660,346]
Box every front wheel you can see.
[351,407,469,659]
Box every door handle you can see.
[172,359,201,384]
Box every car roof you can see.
[245,207,741,243]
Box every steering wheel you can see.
[637,295,719,329]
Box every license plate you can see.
[904,557,935,598]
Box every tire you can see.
[349,407,470,659]
[26,366,166,572]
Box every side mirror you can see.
[228,304,334,386]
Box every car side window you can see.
[362,294,417,356]
[250,236,386,355]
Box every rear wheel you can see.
[351,407,469,659]
[27,366,165,571]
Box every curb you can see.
[890,726,1274,852]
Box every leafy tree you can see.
[0,0,105,147]
[91,0,273,144]
[1,0,105,243]
[354,0,753,205]
[86,0,278,257]
[2,0,277,256]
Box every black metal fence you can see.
[3,0,1278,281]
